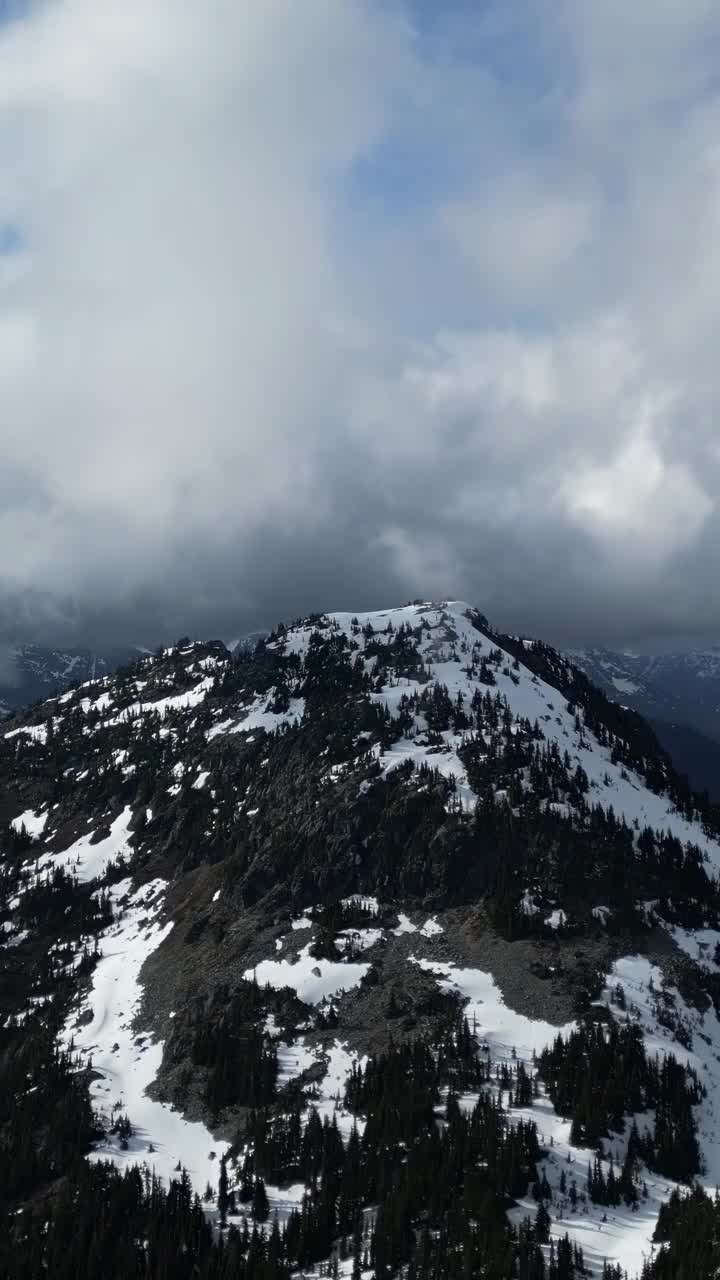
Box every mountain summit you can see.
[3,601,720,1278]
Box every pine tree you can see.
[218,1154,229,1228]
[252,1176,270,1223]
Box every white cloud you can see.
[442,174,593,305]
[0,1,416,608]
[560,420,712,564]
[0,0,719,647]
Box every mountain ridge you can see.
[3,600,720,1278]
[569,644,720,739]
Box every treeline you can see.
[486,620,706,828]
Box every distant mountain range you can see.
[568,646,720,799]
[0,644,140,716]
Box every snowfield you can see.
[105,675,216,725]
[312,1040,367,1139]
[522,952,720,1277]
[63,878,229,1195]
[207,695,305,740]
[4,722,51,744]
[245,942,369,1004]
[37,806,135,883]
[11,807,48,838]
[411,949,714,1276]
[412,957,575,1063]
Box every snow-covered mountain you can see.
[3,602,720,1278]
[568,646,720,801]
[230,629,268,656]
[0,641,136,716]
[569,645,720,739]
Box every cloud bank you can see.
[0,0,719,648]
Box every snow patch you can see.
[63,879,228,1192]
[520,890,540,917]
[393,913,417,935]
[206,696,304,741]
[11,808,48,838]
[420,916,444,938]
[4,722,49,744]
[544,909,567,930]
[291,915,313,931]
[336,928,383,953]
[37,807,134,883]
[412,958,574,1063]
[245,944,369,1005]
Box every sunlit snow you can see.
[37,806,134,883]
[11,808,48,838]
[245,943,369,1005]
[63,879,227,1193]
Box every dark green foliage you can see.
[0,1159,293,1280]
[648,1184,720,1278]
[234,1035,548,1277]
[0,1022,98,1201]
[188,980,278,1114]
[16,865,114,934]
[538,1019,703,1181]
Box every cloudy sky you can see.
[0,0,719,649]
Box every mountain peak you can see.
[3,599,720,1277]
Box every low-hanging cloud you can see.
[0,0,720,650]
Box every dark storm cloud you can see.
[1,0,720,650]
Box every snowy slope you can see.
[275,601,720,872]
[63,878,229,1193]
[16,598,710,877]
[7,601,720,1277]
